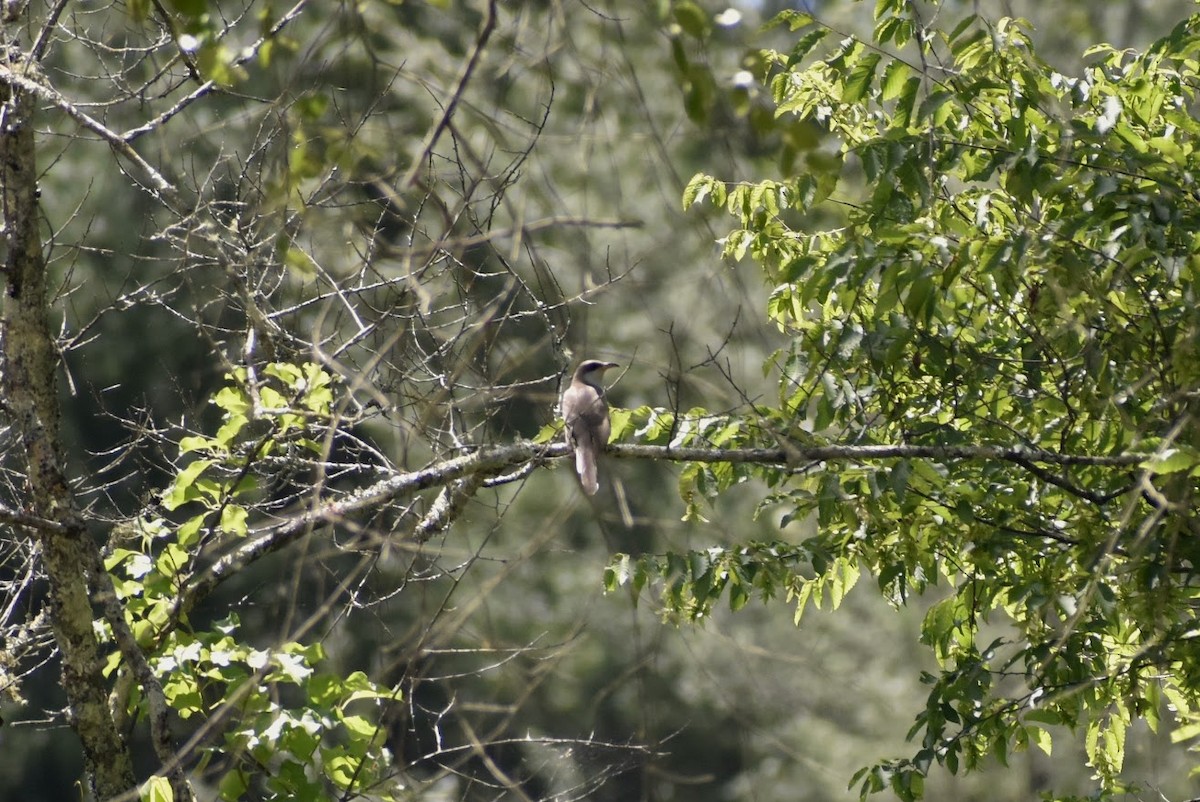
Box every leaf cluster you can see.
[628,3,1200,798]
[102,363,401,800]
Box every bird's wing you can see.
[562,384,606,494]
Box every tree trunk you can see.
[1,63,137,800]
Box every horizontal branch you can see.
[140,434,1155,721]
[608,442,1147,468]
[179,441,564,616]
[179,437,1145,614]
[0,503,70,534]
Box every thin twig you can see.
[121,0,309,143]
[400,0,498,188]
[0,67,179,201]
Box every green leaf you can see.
[178,435,216,454]
[342,681,397,706]
[326,754,359,790]
[771,10,813,31]
[339,713,379,740]
[140,775,173,802]
[213,414,248,447]
[843,52,881,103]
[1170,717,1200,744]
[1026,723,1053,756]
[894,76,921,127]
[196,42,249,87]
[916,89,954,125]
[729,582,750,611]
[533,421,561,444]
[607,407,633,441]
[880,59,911,101]
[213,385,250,416]
[260,386,287,409]
[1112,120,1147,152]
[788,29,829,66]
[155,542,191,580]
[673,1,710,39]
[792,579,814,625]
[176,514,206,548]
[162,459,214,511]
[219,504,248,537]
[829,557,860,609]
[683,175,713,209]
[217,770,249,801]
[104,548,139,573]
[1142,447,1200,475]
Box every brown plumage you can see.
[561,360,618,495]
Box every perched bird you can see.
[561,359,618,495]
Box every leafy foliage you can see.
[104,364,401,800]
[12,0,1200,799]
[3,0,814,798]
[617,3,1200,798]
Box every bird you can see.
[560,359,618,495]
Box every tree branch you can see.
[400,0,498,188]
[412,474,488,543]
[0,502,70,534]
[120,0,309,143]
[609,442,1146,468]
[172,437,1145,625]
[0,66,179,202]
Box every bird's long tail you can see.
[576,443,599,495]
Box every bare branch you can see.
[0,66,179,201]
[400,0,499,188]
[28,0,68,62]
[412,474,487,543]
[0,503,70,534]
[120,0,310,143]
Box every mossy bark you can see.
[1,66,136,800]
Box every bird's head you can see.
[574,359,619,384]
